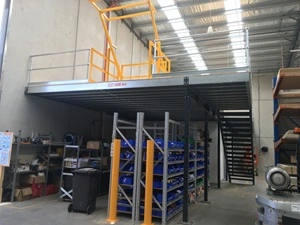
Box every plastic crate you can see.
[120,176,133,185]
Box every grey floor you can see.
[0,175,265,225]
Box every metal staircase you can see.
[219,110,255,185]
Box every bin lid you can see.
[72,168,100,174]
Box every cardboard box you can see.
[290,155,297,164]
[87,141,101,150]
[22,175,46,184]
[278,164,297,175]
[14,187,32,201]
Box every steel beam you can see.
[182,79,191,224]
[217,113,221,189]
[288,26,300,67]
[204,111,209,201]
[102,0,147,47]
[142,22,299,39]
[133,0,300,28]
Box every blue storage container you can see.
[156,193,162,203]
[153,180,161,188]
[155,139,164,148]
[120,176,133,185]
[154,165,163,174]
[121,139,136,148]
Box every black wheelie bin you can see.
[68,168,100,214]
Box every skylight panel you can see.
[158,0,175,7]
[224,0,247,68]
[164,9,181,20]
[171,21,187,30]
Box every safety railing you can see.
[89,0,171,81]
[27,49,90,83]
[149,41,171,74]
[27,0,172,85]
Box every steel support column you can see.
[297,136,300,193]
[217,113,221,189]
[204,111,209,202]
[182,77,191,224]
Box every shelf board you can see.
[168,160,184,165]
[273,68,300,98]
[120,158,134,161]
[168,171,184,178]
[196,175,204,180]
[153,179,195,192]
[119,183,134,188]
[167,195,183,206]
[167,207,183,221]
[117,209,132,215]
[274,103,300,123]
[16,169,45,174]
[16,170,36,174]
[120,171,135,174]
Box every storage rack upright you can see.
[138,112,206,224]
[59,145,80,200]
[110,112,208,225]
[112,112,141,222]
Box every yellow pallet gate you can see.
[89,0,171,82]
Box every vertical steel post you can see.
[107,139,121,223]
[204,111,209,202]
[250,109,255,186]
[11,130,21,202]
[297,136,300,193]
[162,112,169,225]
[152,41,157,74]
[72,0,81,80]
[133,113,140,222]
[44,143,51,196]
[142,140,154,225]
[27,56,32,84]
[217,113,221,189]
[133,112,144,222]
[245,28,250,71]
[183,78,190,223]
[86,49,91,80]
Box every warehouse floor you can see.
[0,175,265,225]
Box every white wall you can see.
[251,75,275,172]
[0,0,148,140]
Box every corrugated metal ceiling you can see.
[103,0,300,75]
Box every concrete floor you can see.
[0,175,265,225]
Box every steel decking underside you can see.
[25,72,251,120]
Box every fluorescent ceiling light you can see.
[183,42,196,48]
[171,22,187,30]
[157,0,207,72]
[158,0,174,7]
[224,0,248,68]
[224,0,241,10]
[165,9,181,20]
